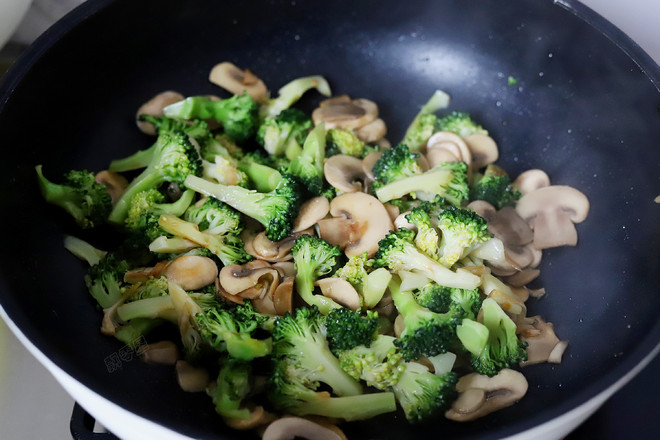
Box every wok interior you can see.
[0,0,659,438]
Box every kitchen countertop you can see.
[0,1,659,439]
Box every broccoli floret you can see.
[337,334,406,390]
[437,205,492,266]
[207,359,253,420]
[374,161,469,207]
[387,277,464,361]
[108,130,202,224]
[133,276,170,300]
[157,214,252,266]
[456,298,528,376]
[334,252,370,287]
[435,111,488,138]
[125,188,195,241]
[391,360,458,422]
[35,166,112,229]
[202,155,249,188]
[195,305,272,361]
[414,283,482,320]
[268,307,397,420]
[256,108,312,158]
[200,132,244,162]
[325,308,380,354]
[84,253,130,308]
[291,235,343,314]
[287,123,326,195]
[371,144,422,190]
[326,128,376,158]
[400,90,450,152]
[184,174,302,242]
[183,197,242,236]
[405,206,441,260]
[163,94,259,143]
[470,173,521,209]
[373,230,480,290]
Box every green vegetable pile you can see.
[37,70,578,436]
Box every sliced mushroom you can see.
[445,369,528,421]
[272,278,294,315]
[224,406,276,431]
[394,211,415,231]
[426,131,472,169]
[362,151,383,180]
[136,91,184,135]
[354,118,387,143]
[426,146,461,165]
[163,255,219,291]
[262,417,346,440]
[294,197,330,232]
[317,217,360,249]
[316,278,362,311]
[140,341,179,365]
[312,96,378,130]
[464,134,499,169]
[175,360,210,392]
[272,262,296,278]
[208,62,268,102]
[515,185,590,249]
[329,192,394,258]
[95,170,128,204]
[219,264,279,297]
[324,155,366,193]
[513,169,551,196]
[247,229,313,262]
[503,268,540,287]
[518,316,569,366]
[383,203,400,223]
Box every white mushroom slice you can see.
[175,360,210,392]
[426,146,461,166]
[515,185,590,249]
[136,91,185,135]
[140,341,179,365]
[272,278,294,315]
[513,169,551,195]
[394,211,415,231]
[445,369,528,421]
[464,134,499,169]
[262,417,345,440]
[248,229,313,262]
[426,131,472,168]
[294,197,330,232]
[272,262,296,278]
[329,192,394,257]
[362,151,383,180]
[312,96,378,130]
[324,155,366,193]
[95,170,128,205]
[316,278,361,310]
[503,268,540,287]
[519,316,568,366]
[354,117,387,143]
[383,203,400,223]
[317,217,360,249]
[224,406,276,431]
[208,62,268,102]
[219,264,279,296]
[162,256,219,291]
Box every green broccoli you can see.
[256,108,312,158]
[163,93,259,143]
[401,89,450,152]
[268,307,397,420]
[325,308,380,355]
[35,166,112,229]
[456,298,528,376]
[184,173,302,242]
[326,128,375,158]
[125,188,195,241]
[371,143,422,190]
[183,197,243,236]
[287,123,326,195]
[374,161,469,207]
[373,229,481,290]
[414,283,482,320]
[291,235,343,314]
[470,172,521,209]
[84,253,130,308]
[435,111,488,138]
[260,75,331,120]
[195,304,272,361]
[405,206,441,260]
[337,334,406,390]
[437,205,492,266]
[108,130,202,224]
[207,359,253,420]
[387,277,463,361]
[333,253,392,309]
[237,153,283,192]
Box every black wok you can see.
[0,0,659,438]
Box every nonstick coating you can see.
[1,0,659,439]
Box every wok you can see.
[1,0,659,439]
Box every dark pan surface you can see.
[1,0,659,438]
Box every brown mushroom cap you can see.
[515,185,590,249]
[312,96,378,130]
[445,369,528,421]
[324,155,366,193]
[513,169,551,195]
[208,62,268,102]
[329,192,394,257]
[136,91,185,135]
[463,134,499,169]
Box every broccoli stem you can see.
[108,169,168,224]
[109,146,155,172]
[297,392,397,421]
[375,166,456,203]
[116,296,177,322]
[294,270,342,315]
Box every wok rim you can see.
[1,0,659,438]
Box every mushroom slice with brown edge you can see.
[262,417,347,440]
[426,131,472,169]
[515,185,590,249]
[445,369,528,422]
[272,278,294,315]
[324,155,367,193]
[328,192,393,258]
[136,91,184,135]
[162,255,219,291]
[463,134,499,169]
[208,62,268,103]
[513,169,551,196]
[219,263,279,298]
[316,278,362,311]
[247,228,314,262]
[355,117,387,143]
[362,150,383,180]
[518,315,569,366]
[294,197,330,232]
[312,96,378,130]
